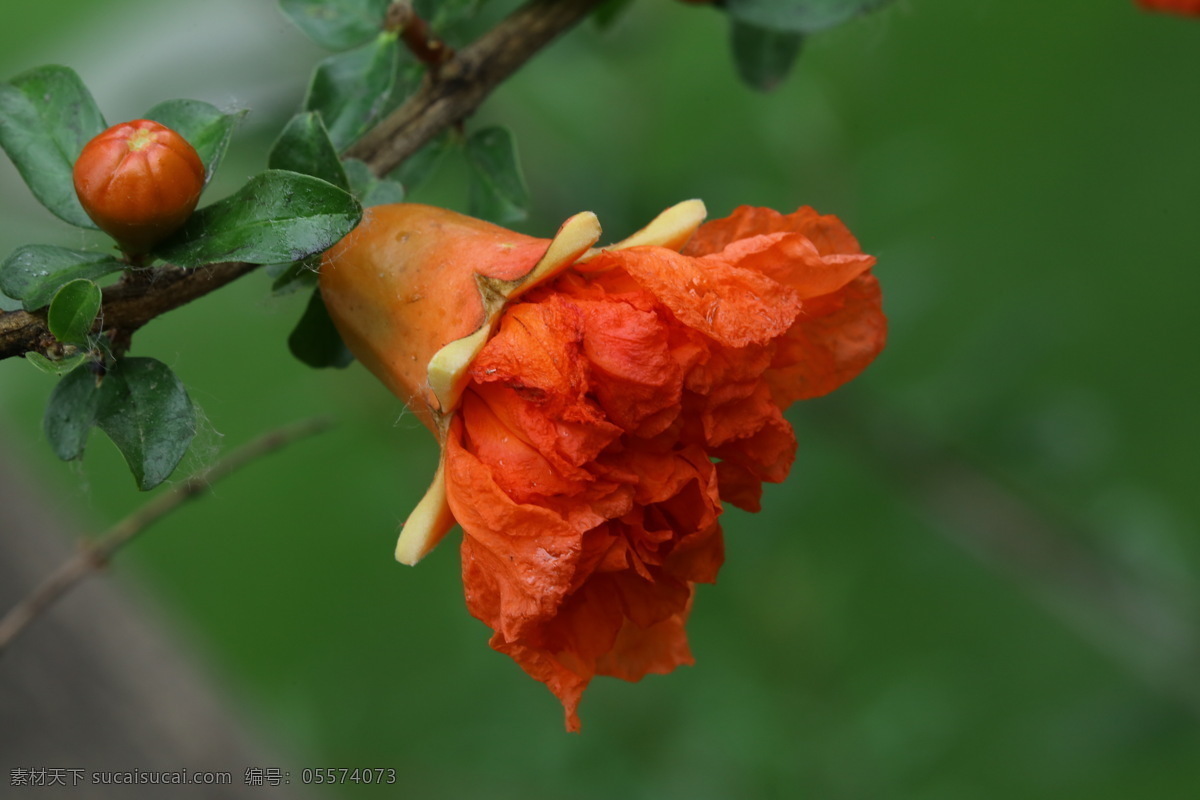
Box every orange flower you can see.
[319,201,885,730]
[1137,0,1200,13]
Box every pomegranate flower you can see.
[1136,0,1200,14]
[319,200,885,730]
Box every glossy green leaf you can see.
[95,357,197,490]
[342,158,405,207]
[280,0,391,51]
[269,257,321,295]
[269,112,349,190]
[0,245,124,311]
[465,126,529,225]
[25,350,91,377]
[289,289,354,368]
[725,0,894,34]
[143,99,247,184]
[155,170,362,267]
[731,19,804,91]
[47,278,102,345]
[43,363,103,461]
[0,65,106,228]
[304,32,400,152]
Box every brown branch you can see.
[0,261,258,361]
[0,0,606,363]
[347,0,608,176]
[0,417,333,656]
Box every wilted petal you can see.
[766,273,887,405]
[447,417,582,640]
[587,247,801,348]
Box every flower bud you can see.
[73,119,205,255]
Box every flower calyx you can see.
[318,201,709,564]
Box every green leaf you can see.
[342,158,405,207]
[465,126,529,225]
[96,357,197,490]
[280,0,391,51]
[269,112,349,190]
[44,363,103,461]
[730,19,804,91]
[304,32,400,152]
[0,65,106,228]
[289,289,354,368]
[392,131,452,192]
[143,99,246,184]
[725,0,894,34]
[154,170,362,267]
[47,278,102,345]
[42,356,197,487]
[269,256,321,295]
[0,245,124,311]
[25,350,91,376]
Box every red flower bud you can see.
[73,119,205,255]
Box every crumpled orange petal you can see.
[586,246,801,348]
[318,201,885,731]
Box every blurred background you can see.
[2,0,1199,797]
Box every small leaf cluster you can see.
[279,0,528,224]
[0,64,362,490]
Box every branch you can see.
[349,0,608,175]
[0,416,333,656]
[0,0,607,363]
[0,261,257,361]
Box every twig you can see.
[347,0,608,176]
[0,0,607,363]
[0,416,333,656]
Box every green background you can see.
[3,0,1199,797]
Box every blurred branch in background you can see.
[0,433,305,799]
[0,417,333,656]
[823,396,1200,718]
[0,0,606,364]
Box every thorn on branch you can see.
[387,1,455,70]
